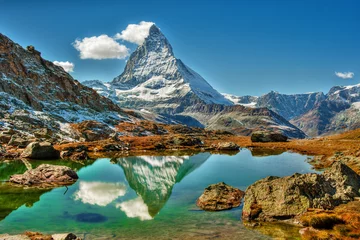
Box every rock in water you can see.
[216,142,239,150]
[9,164,78,186]
[251,131,288,142]
[196,182,244,211]
[21,141,60,159]
[242,162,360,221]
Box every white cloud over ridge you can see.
[115,21,155,45]
[335,72,354,79]
[73,35,130,60]
[53,61,74,72]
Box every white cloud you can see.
[116,196,152,221]
[73,35,130,60]
[335,72,354,79]
[115,21,155,45]
[74,181,126,206]
[53,61,74,73]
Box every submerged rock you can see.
[197,182,244,211]
[242,162,360,221]
[74,213,107,223]
[9,164,78,186]
[251,131,288,142]
[21,141,60,159]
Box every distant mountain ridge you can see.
[223,84,360,137]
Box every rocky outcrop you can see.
[70,120,115,141]
[0,33,134,142]
[0,34,121,113]
[7,135,33,148]
[0,130,14,143]
[197,182,244,211]
[242,162,360,221]
[250,131,288,142]
[21,142,60,159]
[215,142,239,150]
[170,136,203,146]
[9,164,78,186]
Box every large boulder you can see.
[9,164,78,186]
[242,162,360,221]
[60,145,89,160]
[251,131,288,142]
[21,142,60,159]
[197,182,245,211]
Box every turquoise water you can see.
[0,149,318,239]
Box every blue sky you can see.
[1,0,359,96]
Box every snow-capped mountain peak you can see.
[110,24,232,112]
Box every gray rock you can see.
[197,182,244,211]
[216,142,239,150]
[21,141,60,159]
[33,128,53,139]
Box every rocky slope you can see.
[224,91,326,120]
[0,33,132,142]
[291,84,360,136]
[255,91,326,120]
[225,85,360,137]
[182,104,306,138]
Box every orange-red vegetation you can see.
[300,201,360,240]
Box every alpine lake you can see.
[0,148,319,239]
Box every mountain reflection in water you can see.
[116,153,210,218]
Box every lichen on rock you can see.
[197,182,244,211]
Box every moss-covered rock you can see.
[242,162,360,221]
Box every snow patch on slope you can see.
[222,93,258,107]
